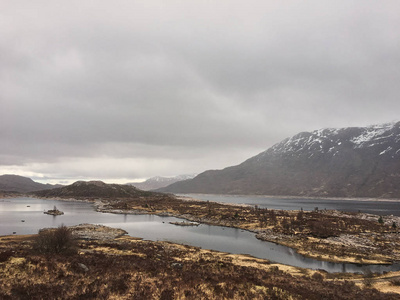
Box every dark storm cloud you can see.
[1,1,400,183]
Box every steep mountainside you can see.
[32,181,160,199]
[159,121,400,198]
[127,175,196,191]
[0,174,61,193]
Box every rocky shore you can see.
[24,194,400,265]
[36,224,128,241]
[44,206,64,216]
[169,221,200,226]
[69,224,128,240]
[97,197,400,265]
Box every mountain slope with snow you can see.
[159,121,400,198]
[127,174,196,191]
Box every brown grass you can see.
[106,196,400,264]
[111,197,393,236]
[0,234,398,299]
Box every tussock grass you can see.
[0,234,398,299]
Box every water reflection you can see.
[180,194,400,216]
[1,197,400,273]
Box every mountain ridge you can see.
[127,174,196,191]
[158,121,400,198]
[32,180,160,199]
[0,174,62,193]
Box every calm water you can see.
[180,194,400,216]
[1,197,399,273]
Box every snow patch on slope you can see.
[351,122,396,148]
[263,121,399,159]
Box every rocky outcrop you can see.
[44,206,64,216]
[69,224,127,240]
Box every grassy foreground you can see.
[1,228,399,300]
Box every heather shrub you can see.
[0,250,13,262]
[311,272,324,282]
[363,269,374,287]
[390,278,400,286]
[33,225,77,254]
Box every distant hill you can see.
[0,174,61,193]
[127,174,196,191]
[0,190,21,198]
[158,121,400,199]
[32,180,165,199]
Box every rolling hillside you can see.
[0,175,61,193]
[32,180,163,199]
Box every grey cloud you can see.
[1,1,400,183]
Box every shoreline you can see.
[4,192,400,202]
[176,193,400,203]
[4,194,400,267]
[95,200,400,266]
[98,206,398,266]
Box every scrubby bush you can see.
[363,269,374,287]
[32,225,77,254]
[390,278,400,286]
[311,272,324,282]
[0,250,13,262]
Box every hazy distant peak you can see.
[174,174,197,180]
[127,174,197,191]
[0,174,61,193]
[0,174,35,182]
[151,176,168,182]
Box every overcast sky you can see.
[1,1,400,184]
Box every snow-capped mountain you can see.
[266,121,399,158]
[159,121,400,198]
[127,174,196,191]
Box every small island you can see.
[169,221,199,226]
[44,205,64,216]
